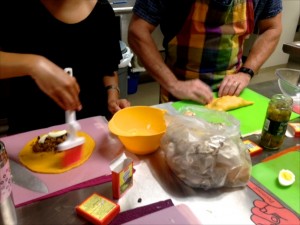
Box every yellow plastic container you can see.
[108,106,166,155]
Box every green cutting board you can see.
[251,151,300,214]
[172,88,299,136]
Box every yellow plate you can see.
[18,131,95,174]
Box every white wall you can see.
[244,0,300,68]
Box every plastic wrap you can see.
[161,106,252,190]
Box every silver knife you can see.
[9,159,49,194]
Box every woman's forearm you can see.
[103,72,120,101]
[0,51,42,79]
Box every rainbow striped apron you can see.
[161,0,254,103]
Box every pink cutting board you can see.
[1,116,125,207]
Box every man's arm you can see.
[128,15,176,91]
[243,13,282,73]
[128,14,213,104]
[218,13,282,97]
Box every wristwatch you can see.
[105,85,120,94]
[239,67,255,78]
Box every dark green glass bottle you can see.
[260,94,293,150]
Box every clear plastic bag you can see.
[161,106,251,190]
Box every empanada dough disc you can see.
[19,131,95,174]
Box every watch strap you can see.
[105,85,120,94]
[239,67,255,78]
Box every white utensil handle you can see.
[64,67,76,123]
[64,67,73,77]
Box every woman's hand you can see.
[0,52,82,111]
[108,98,131,114]
[30,55,82,111]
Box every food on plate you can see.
[205,95,254,111]
[19,131,95,174]
[32,130,68,152]
[278,169,295,186]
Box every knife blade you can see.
[9,159,49,194]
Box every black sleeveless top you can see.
[1,0,122,134]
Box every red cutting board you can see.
[172,88,299,136]
[251,148,300,214]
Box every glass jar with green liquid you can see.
[260,94,293,150]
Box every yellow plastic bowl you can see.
[108,106,167,155]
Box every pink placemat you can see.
[1,116,125,207]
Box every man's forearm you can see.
[128,16,178,91]
[243,13,282,73]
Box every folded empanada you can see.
[205,95,254,111]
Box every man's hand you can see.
[170,79,214,104]
[218,72,251,97]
